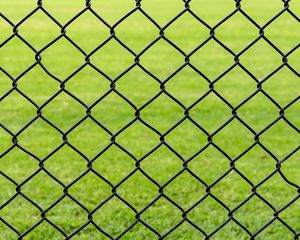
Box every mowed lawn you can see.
[0,0,300,239]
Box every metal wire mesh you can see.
[0,0,299,239]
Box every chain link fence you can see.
[0,0,299,239]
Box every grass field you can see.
[0,0,300,239]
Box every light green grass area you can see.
[0,0,300,239]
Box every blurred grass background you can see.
[0,0,300,239]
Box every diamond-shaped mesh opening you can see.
[241,0,284,26]
[234,145,275,184]
[0,37,35,77]
[164,221,204,239]
[190,92,232,133]
[259,119,300,159]
[0,1,37,23]
[21,171,63,209]
[91,92,135,133]
[140,39,184,79]
[18,10,60,49]
[0,195,40,233]
[233,195,274,234]
[209,221,249,239]
[0,148,38,184]
[257,173,298,209]
[91,145,135,185]
[121,222,158,240]
[263,67,299,106]
[213,119,254,159]
[255,220,294,240]
[279,199,300,234]
[214,66,257,106]
[190,39,234,80]
[165,119,207,159]
[164,171,206,209]
[41,1,84,24]
[117,121,158,159]
[17,118,62,159]
[23,221,63,240]
[41,37,85,79]
[188,145,230,185]
[70,224,109,240]
[166,66,209,106]
[115,11,158,53]
[65,66,110,106]
[188,196,229,234]
[216,11,258,53]
[141,197,182,235]
[46,196,87,235]
[141,93,183,133]
[189,0,235,26]
[92,197,136,238]
[91,1,135,25]
[166,12,210,53]
[0,91,36,132]
[44,145,87,185]
[141,0,183,26]
[238,92,279,132]
[117,171,158,210]
[265,12,300,52]
[90,39,134,79]
[68,172,111,211]
[66,11,110,53]
[117,67,159,107]
[17,65,59,106]
[0,1,299,239]
[240,39,282,79]
[42,92,86,131]
[67,118,111,158]
[141,145,182,185]
[212,170,252,209]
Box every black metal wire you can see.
[0,0,299,239]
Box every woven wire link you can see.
[0,0,299,239]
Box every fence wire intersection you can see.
[0,0,299,239]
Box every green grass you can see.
[0,0,300,239]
